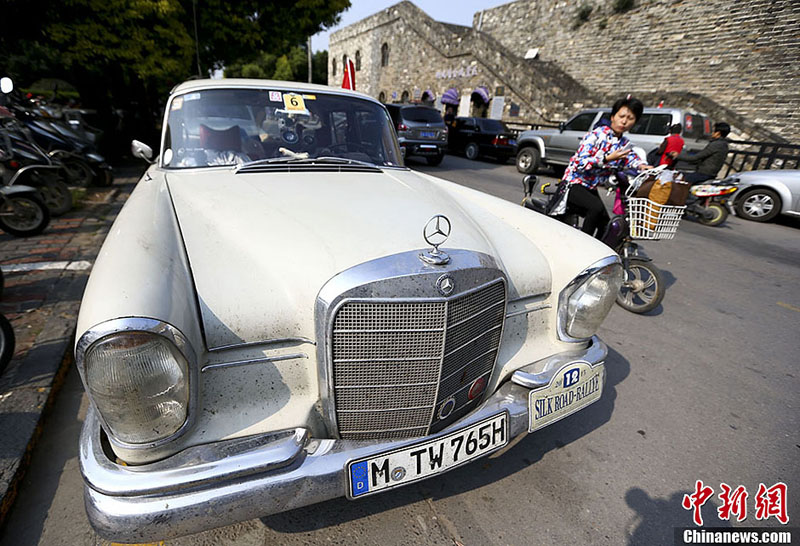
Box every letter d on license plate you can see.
[347,413,508,498]
[529,361,604,432]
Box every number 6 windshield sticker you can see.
[283,93,306,112]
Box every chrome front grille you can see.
[331,279,506,439]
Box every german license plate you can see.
[529,361,604,432]
[509,139,517,146]
[347,412,508,498]
[420,131,436,138]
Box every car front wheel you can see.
[516,146,540,174]
[735,187,781,222]
[465,142,480,160]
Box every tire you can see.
[38,179,73,216]
[465,142,480,160]
[735,187,781,222]
[61,157,94,187]
[698,203,728,226]
[0,193,51,237]
[616,258,665,314]
[0,313,14,376]
[516,146,541,174]
[426,154,443,166]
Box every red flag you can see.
[341,58,356,90]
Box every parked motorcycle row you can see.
[0,76,113,237]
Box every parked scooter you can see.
[684,180,738,227]
[1,117,73,215]
[0,176,51,236]
[2,79,112,187]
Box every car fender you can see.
[735,179,793,214]
[75,169,203,354]
[517,133,546,159]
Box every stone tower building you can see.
[329,0,800,142]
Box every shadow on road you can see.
[262,346,632,533]
[624,487,730,545]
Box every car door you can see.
[452,117,476,152]
[548,111,599,165]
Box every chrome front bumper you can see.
[81,337,608,542]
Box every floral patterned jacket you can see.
[563,125,643,190]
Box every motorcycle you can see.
[0,267,15,376]
[522,166,686,314]
[0,119,73,216]
[684,180,738,227]
[0,180,51,236]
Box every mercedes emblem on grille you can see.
[437,274,455,296]
[419,214,451,265]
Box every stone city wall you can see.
[475,0,800,142]
[329,2,598,126]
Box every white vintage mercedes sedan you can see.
[75,79,623,542]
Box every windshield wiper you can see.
[236,155,378,172]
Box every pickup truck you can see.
[515,107,713,174]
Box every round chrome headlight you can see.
[84,331,190,444]
[558,258,623,342]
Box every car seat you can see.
[199,124,242,152]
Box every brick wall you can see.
[475,0,800,142]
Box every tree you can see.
[272,56,294,81]
[0,0,350,157]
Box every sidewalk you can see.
[0,164,143,528]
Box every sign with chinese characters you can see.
[435,66,479,79]
[682,480,789,526]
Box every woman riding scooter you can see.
[551,97,652,238]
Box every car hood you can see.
[166,167,551,349]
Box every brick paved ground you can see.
[0,164,144,527]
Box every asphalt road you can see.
[2,154,798,545]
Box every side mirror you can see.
[558,122,566,132]
[131,140,154,163]
[0,77,13,94]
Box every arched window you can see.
[381,43,389,67]
[355,50,361,71]
[342,54,347,70]
[332,58,337,76]
[401,90,409,103]
[378,91,386,103]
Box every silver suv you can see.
[515,107,713,174]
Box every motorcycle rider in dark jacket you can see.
[670,122,730,184]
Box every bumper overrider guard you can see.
[81,337,608,542]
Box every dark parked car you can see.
[385,104,448,165]
[449,117,517,162]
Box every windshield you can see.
[401,107,443,124]
[477,118,508,133]
[162,88,402,168]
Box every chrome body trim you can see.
[201,353,308,372]
[207,337,315,352]
[74,318,199,451]
[82,338,607,543]
[314,249,506,439]
[556,255,622,343]
[505,304,551,318]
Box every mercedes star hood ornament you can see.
[419,214,451,265]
